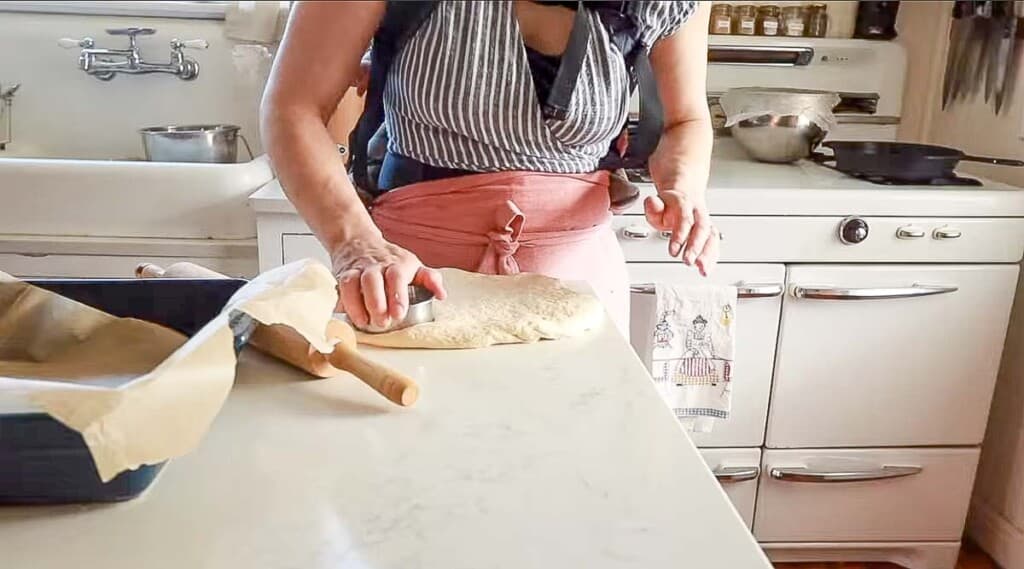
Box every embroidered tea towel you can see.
[650,284,737,433]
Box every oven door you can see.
[627,263,785,448]
[767,264,1018,448]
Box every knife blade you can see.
[996,15,1020,114]
[943,1,970,109]
[985,0,1010,103]
[992,9,1015,111]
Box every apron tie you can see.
[478,200,525,275]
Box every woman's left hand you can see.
[644,189,719,277]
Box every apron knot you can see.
[478,200,525,275]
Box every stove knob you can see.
[896,225,926,240]
[839,216,869,245]
[621,224,652,240]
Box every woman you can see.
[261,1,716,333]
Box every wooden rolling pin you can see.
[136,262,419,407]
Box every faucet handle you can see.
[170,38,209,50]
[106,27,156,37]
[57,37,95,49]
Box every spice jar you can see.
[756,5,781,36]
[782,5,806,37]
[709,4,733,35]
[733,5,757,35]
[806,3,829,37]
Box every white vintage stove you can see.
[622,139,1024,569]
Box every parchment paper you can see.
[0,260,339,482]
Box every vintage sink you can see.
[0,154,273,240]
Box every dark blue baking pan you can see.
[0,277,246,504]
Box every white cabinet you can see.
[768,265,1018,448]
[754,447,980,542]
[283,234,330,266]
[700,448,761,529]
[628,263,784,448]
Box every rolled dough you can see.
[356,269,604,349]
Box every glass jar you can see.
[733,5,758,35]
[782,5,807,37]
[806,3,829,37]
[709,4,733,35]
[756,5,781,36]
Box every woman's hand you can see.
[644,190,719,277]
[331,236,447,330]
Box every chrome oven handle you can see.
[736,283,784,298]
[630,282,784,300]
[770,465,923,483]
[791,284,958,300]
[713,466,760,483]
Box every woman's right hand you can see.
[331,236,447,331]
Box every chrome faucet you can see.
[0,83,19,151]
[58,27,207,81]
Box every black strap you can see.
[543,2,590,120]
[593,5,663,169]
[349,1,438,192]
[620,49,663,168]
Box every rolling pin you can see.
[135,262,419,407]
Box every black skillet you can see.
[816,141,1024,183]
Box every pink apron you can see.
[370,171,629,333]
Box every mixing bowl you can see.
[730,113,828,163]
[140,124,252,163]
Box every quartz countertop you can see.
[0,317,770,569]
[250,141,1024,218]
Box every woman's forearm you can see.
[261,104,380,253]
[259,1,385,255]
[648,114,713,199]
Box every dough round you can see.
[356,269,604,349]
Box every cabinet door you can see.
[754,448,979,542]
[768,264,1018,448]
[628,263,785,448]
[700,448,762,529]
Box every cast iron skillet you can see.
[816,141,1024,183]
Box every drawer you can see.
[629,263,784,447]
[700,448,761,529]
[281,234,331,267]
[753,448,980,542]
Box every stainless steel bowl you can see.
[730,113,827,164]
[140,124,250,163]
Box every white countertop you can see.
[250,141,1024,218]
[0,318,770,569]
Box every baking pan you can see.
[0,277,246,504]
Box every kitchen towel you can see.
[649,284,737,433]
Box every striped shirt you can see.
[383,1,696,174]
